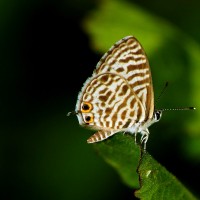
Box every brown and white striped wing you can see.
[76,73,145,131]
[93,36,154,120]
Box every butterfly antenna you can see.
[155,81,169,107]
[160,107,196,112]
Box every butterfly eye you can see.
[154,110,162,121]
[84,115,94,124]
[81,102,93,113]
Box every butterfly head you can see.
[143,109,162,130]
[153,110,162,122]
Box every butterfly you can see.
[69,36,195,150]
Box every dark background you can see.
[1,0,200,199]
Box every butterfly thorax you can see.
[127,109,162,133]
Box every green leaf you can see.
[93,135,198,199]
[93,134,140,188]
[135,152,197,200]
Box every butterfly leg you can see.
[134,125,140,144]
[140,129,150,151]
[87,130,116,143]
[134,132,138,144]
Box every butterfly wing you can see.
[93,36,154,120]
[76,73,145,144]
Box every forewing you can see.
[93,36,154,120]
[76,73,145,130]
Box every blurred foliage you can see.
[1,0,200,199]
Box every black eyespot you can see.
[85,116,91,122]
[81,102,93,113]
[82,104,90,111]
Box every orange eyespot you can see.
[84,115,94,124]
[81,102,93,113]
